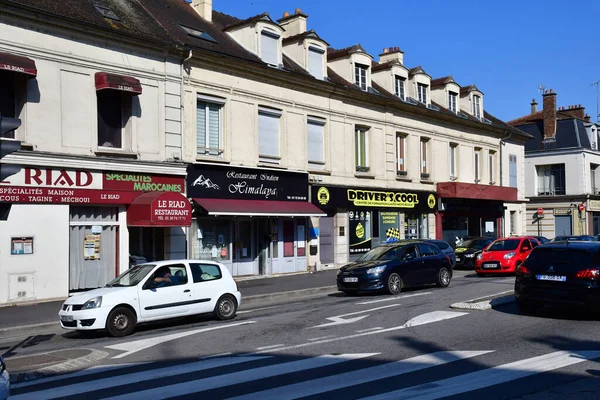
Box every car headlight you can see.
[504,252,516,259]
[476,254,483,260]
[82,296,102,309]
[366,265,386,275]
[465,254,475,258]
[0,356,5,373]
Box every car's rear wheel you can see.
[387,273,402,295]
[106,307,136,337]
[437,267,451,288]
[214,294,237,320]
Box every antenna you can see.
[537,84,546,94]
[592,79,600,124]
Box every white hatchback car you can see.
[58,260,242,337]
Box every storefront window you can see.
[349,210,372,255]
[191,218,231,261]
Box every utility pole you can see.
[592,80,600,123]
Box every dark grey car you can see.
[424,239,456,268]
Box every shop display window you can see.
[192,218,231,261]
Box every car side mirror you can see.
[143,280,157,290]
[521,247,530,252]
[404,253,416,261]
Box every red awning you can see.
[127,192,191,227]
[193,198,326,217]
[95,72,142,94]
[0,51,37,77]
[437,181,518,202]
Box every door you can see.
[555,215,572,237]
[234,219,255,276]
[319,217,334,263]
[281,219,296,273]
[189,262,224,313]
[398,244,421,286]
[416,243,439,283]
[138,263,193,320]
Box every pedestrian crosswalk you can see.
[10,349,600,400]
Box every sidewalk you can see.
[0,270,338,333]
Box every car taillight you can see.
[517,265,532,275]
[575,269,600,279]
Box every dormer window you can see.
[308,46,325,80]
[417,83,428,104]
[448,91,458,113]
[261,30,280,66]
[355,63,368,90]
[394,76,406,100]
[473,95,482,119]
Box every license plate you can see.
[483,263,497,269]
[456,257,462,263]
[343,277,358,283]
[536,274,567,282]
[60,315,73,322]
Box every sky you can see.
[208,0,600,123]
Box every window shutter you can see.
[261,32,279,65]
[197,101,207,153]
[259,111,280,158]
[307,120,324,163]
[509,155,517,187]
[308,48,324,80]
[207,103,220,155]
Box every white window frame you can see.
[474,148,481,182]
[394,76,405,100]
[308,46,325,80]
[509,154,517,188]
[355,63,368,91]
[307,116,326,169]
[260,30,280,66]
[396,133,407,173]
[448,91,457,113]
[473,95,481,119]
[420,138,429,175]
[417,83,428,104]
[355,126,369,171]
[449,143,457,179]
[488,151,495,184]
[196,94,225,157]
[258,106,282,163]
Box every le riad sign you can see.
[311,185,438,213]
[187,164,309,201]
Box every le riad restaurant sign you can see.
[187,164,309,201]
[311,185,437,213]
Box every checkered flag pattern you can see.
[386,228,400,239]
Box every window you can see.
[449,143,457,179]
[261,30,279,66]
[537,164,566,195]
[448,91,457,113]
[355,127,369,172]
[418,243,439,257]
[488,151,496,184]
[189,263,222,283]
[510,211,516,234]
[473,95,481,119]
[396,133,406,174]
[258,107,281,162]
[0,70,21,139]
[474,148,481,182]
[97,90,131,149]
[420,138,429,177]
[417,83,428,104]
[355,63,368,90]
[149,264,188,288]
[196,96,224,157]
[307,116,325,169]
[394,76,406,100]
[509,154,517,188]
[308,46,325,80]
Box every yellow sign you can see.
[317,187,330,205]
[356,222,365,239]
[427,194,436,209]
[347,189,419,208]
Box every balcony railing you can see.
[537,187,565,196]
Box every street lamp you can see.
[593,80,600,123]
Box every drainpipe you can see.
[180,50,192,258]
[499,129,513,187]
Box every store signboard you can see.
[349,210,372,254]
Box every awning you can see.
[95,72,142,94]
[437,181,518,202]
[127,192,191,227]
[193,198,326,217]
[0,51,37,77]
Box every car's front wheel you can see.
[106,307,136,337]
[387,273,402,295]
[214,294,238,320]
[437,267,451,288]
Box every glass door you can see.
[233,219,255,276]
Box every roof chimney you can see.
[542,89,557,139]
[585,114,591,122]
[191,0,212,22]
[277,8,308,38]
[560,104,586,120]
[378,46,404,65]
[530,98,538,114]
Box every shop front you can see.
[310,185,438,265]
[437,182,518,244]
[187,164,325,277]
[0,166,190,304]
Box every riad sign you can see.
[312,185,437,213]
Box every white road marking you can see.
[256,344,285,350]
[307,335,336,341]
[356,327,383,333]
[363,350,600,400]
[10,355,270,400]
[237,305,281,314]
[226,350,493,400]
[461,290,514,303]
[257,311,468,354]
[356,292,432,305]
[106,320,256,359]
[199,352,232,359]
[309,304,401,328]
[103,353,379,400]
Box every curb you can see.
[9,348,109,383]
[450,291,516,310]
[242,286,338,306]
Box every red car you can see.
[474,236,540,276]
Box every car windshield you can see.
[106,264,156,287]
[487,239,520,251]
[526,248,593,265]
[463,239,489,250]
[357,246,398,261]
